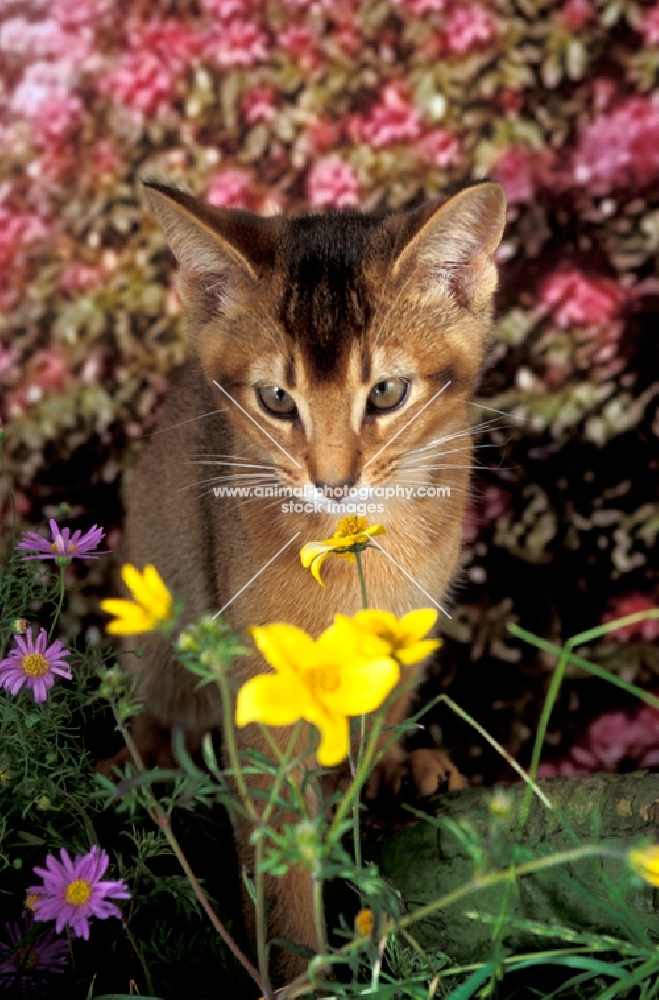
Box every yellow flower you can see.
[333,608,441,666]
[235,621,399,766]
[355,908,374,937]
[100,564,175,635]
[628,845,659,885]
[300,516,386,587]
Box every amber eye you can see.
[257,385,297,418]
[366,378,409,414]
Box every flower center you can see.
[24,892,41,913]
[50,540,76,553]
[65,879,92,906]
[21,653,50,677]
[309,665,341,695]
[336,515,367,538]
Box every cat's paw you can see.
[365,747,466,800]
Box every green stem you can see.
[0,430,17,552]
[328,715,384,847]
[122,919,155,996]
[354,550,368,609]
[352,715,366,871]
[115,714,272,999]
[508,623,659,709]
[49,564,67,641]
[313,872,327,956]
[354,845,623,950]
[350,551,369,871]
[254,837,269,992]
[215,662,257,823]
[260,720,303,828]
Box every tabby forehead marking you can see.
[278,212,380,381]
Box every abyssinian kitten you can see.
[120,176,507,975]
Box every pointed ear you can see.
[390,182,507,311]
[141,177,279,323]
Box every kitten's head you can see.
[142,178,506,511]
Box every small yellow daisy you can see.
[100,564,175,635]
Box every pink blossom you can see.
[393,0,446,12]
[91,139,121,178]
[306,157,360,208]
[6,349,70,415]
[583,704,659,770]
[0,345,17,379]
[278,25,322,73]
[0,208,47,269]
[331,13,362,55]
[418,128,460,168]
[572,96,659,194]
[540,267,626,328]
[443,4,498,55]
[603,594,659,642]
[100,51,176,116]
[205,20,269,68]
[491,146,537,204]
[34,95,83,147]
[0,17,78,60]
[241,84,277,124]
[306,118,342,153]
[639,4,659,45]
[497,88,524,114]
[10,61,77,116]
[58,263,105,293]
[560,0,594,31]
[206,169,255,208]
[29,350,69,392]
[357,84,422,149]
[200,0,258,17]
[130,19,205,74]
[539,698,659,776]
[53,0,115,29]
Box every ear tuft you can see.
[391,182,507,309]
[140,176,280,324]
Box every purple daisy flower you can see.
[29,846,130,941]
[0,917,68,994]
[0,629,72,703]
[16,519,106,561]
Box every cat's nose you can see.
[315,478,356,494]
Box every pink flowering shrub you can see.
[0,0,656,790]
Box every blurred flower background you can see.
[0,0,658,783]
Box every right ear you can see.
[141,177,280,324]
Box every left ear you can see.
[390,182,507,310]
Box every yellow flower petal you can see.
[397,638,441,665]
[235,674,310,727]
[349,608,440,665]
[315,711,350,767]
[321,657,400,716]
[629,846,659,885]
[397,608,439,642]
[102,564,175,636]
[300,519,386,587]
[250,623,319,675]
[324,616,392,661]
[310,552,329,587]
[122,564,172,620]
[100,599,158,635]
[300,541,331,568]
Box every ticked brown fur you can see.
[120,178,507,978]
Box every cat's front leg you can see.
[366,675,466,799]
